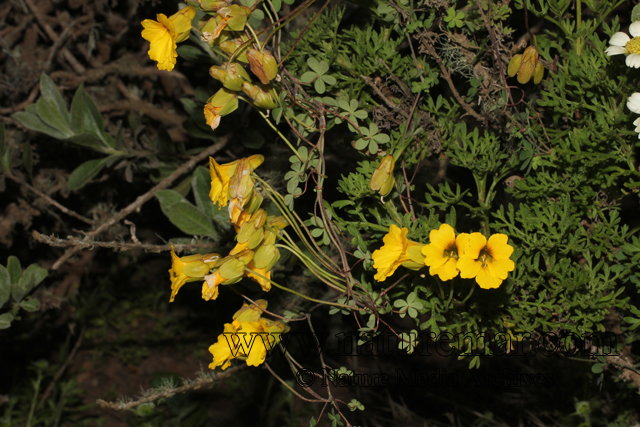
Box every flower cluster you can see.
[209,300,289,370]
[141,1,280,131]
[372,224,515,289]
[169,155,287,302]
[606,22,640,137]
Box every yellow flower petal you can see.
[141,14,178,71]
[457,256,481,279]
[487,233,514,260]
[475,267,502,289]
[487,257,515,280]
[464,233,487,259]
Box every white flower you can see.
[628,93,640,114]
[606,22,640,68]
[634,117,640,139]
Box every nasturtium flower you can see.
[209,300,289,370]
[204,88,239,131]
[141,6,196,71]
[422,224,468,281]
[457,233,515,289]
[372,224,423,282]
[369,154,396,197]
[507,46,544,84]
[209,156,239,208]
[168,245,220,302]
[606,22,640,68]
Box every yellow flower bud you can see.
[241,82,278,109]
[209,62,251,91]
[369,155,395,196]
[246,48,279,84]
[507,46,544,84]
[233,299,268,322]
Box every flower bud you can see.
[210,62,251,91]
[199,0,231,12]
[217,5,251,31]
[246,48,278,84]
[369,155,395,196]
[244,189,264,215]
[171,6,197,43]
[241,82,278,109]
[254,244,280,271]
[204,88,239,130]
[219,38,249,63]
[200,18,229,46]
[508,46,544,84]
[402,243,426,271]
[233,299,268,322]
[237,209,268,244]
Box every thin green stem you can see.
[258,111,303,160]
[245,267,357,310]
[246,23,262,51]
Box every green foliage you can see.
[0,257,47,329]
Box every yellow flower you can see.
[369,155,396,197]
[209,156,240,208]
[457,233,515,289]
[507,46,544,84]
[371,225,423,282]
[141,6,196,71]
[168,245,220,302]
[209,300,289,370]
[422,224,468,281]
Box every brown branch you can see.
[97,366,246,410]
[7,174,94,225]
[32,231,219,254]
[49,136,230,270]
[360,75,410,120]
[419,38,486,123]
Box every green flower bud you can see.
[210,63,251,91]
[219,38,249,63]
[246,48,278,84]
[244,190,263,215]
[237,209,268,244]
[402,244,426,271]
[254,244,280,271]
[217,5,251,31]
[241,82,278,109]
[369,154,395,196]
[199,0,231,12]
